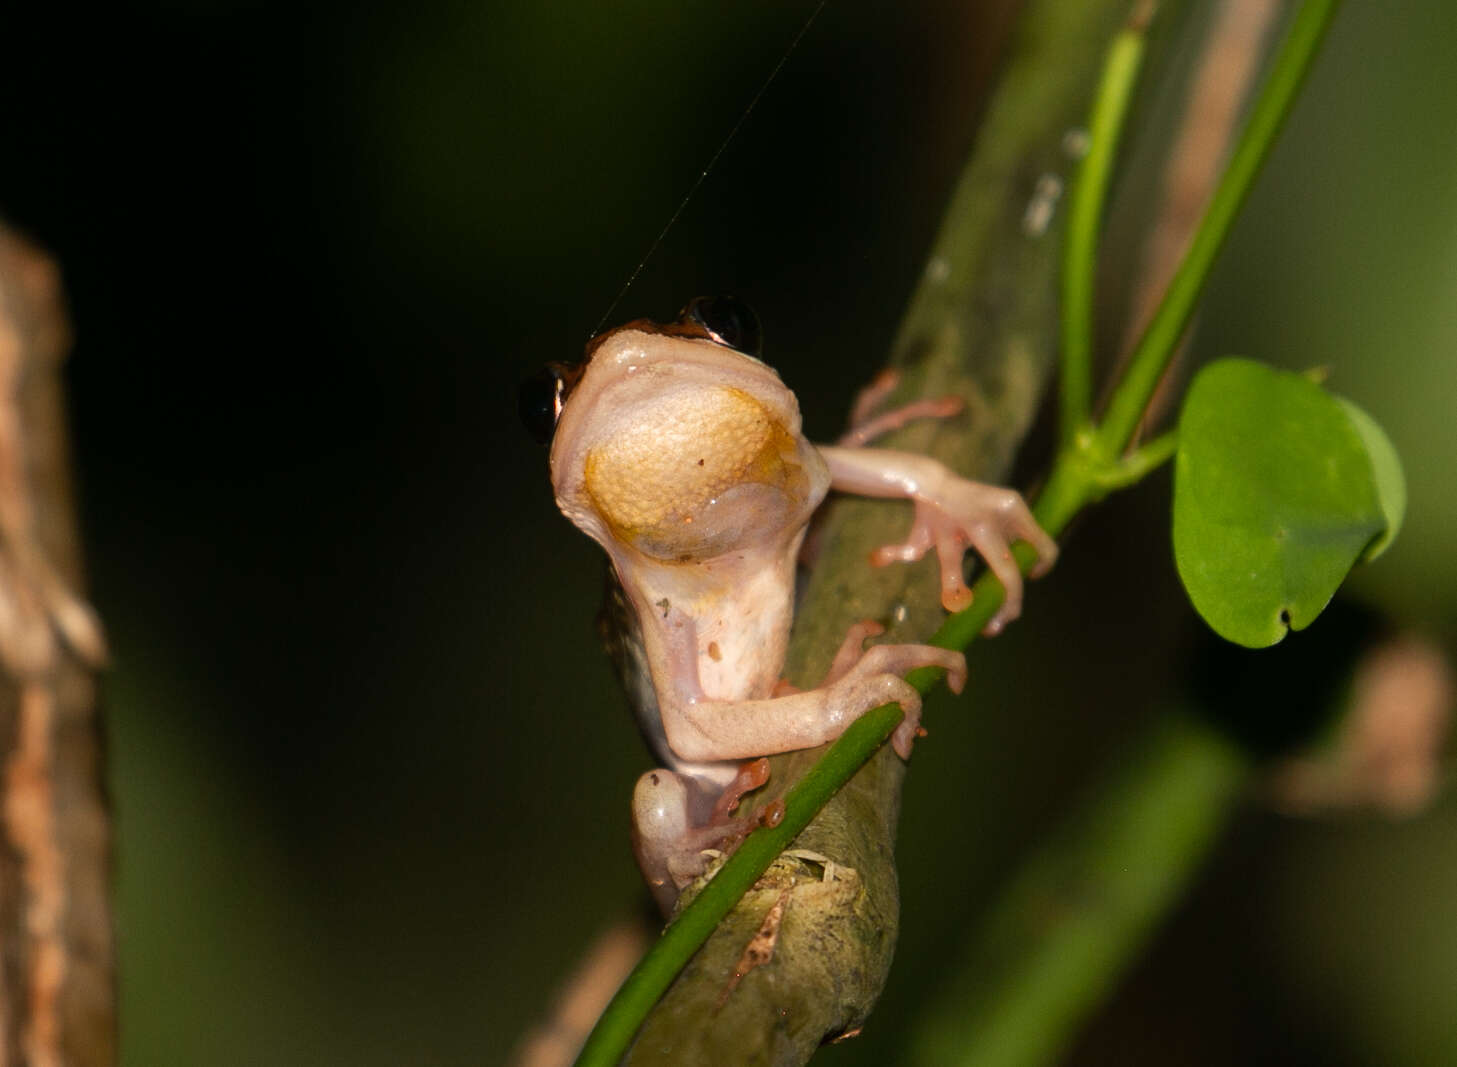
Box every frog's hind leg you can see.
[631,768,758,915]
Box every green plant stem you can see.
[1060,9,1152,448]
[1095,0,1342,457]
[1097,429,1177,489]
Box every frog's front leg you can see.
[655,605,965,762]
[817,446,1058,636]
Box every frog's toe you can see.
[709,758,771,822]
[821,620,887,686]
[878,486,1057,622]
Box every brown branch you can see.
[0,224,112,1067]
[622,1,1144,1060]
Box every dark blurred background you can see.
[2,1,1455,1063]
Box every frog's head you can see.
[528,298,829,563]
[517,297,762,446]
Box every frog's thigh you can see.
[630,769,697,912]
[632,768,693,852]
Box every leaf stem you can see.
[1060,10,1152,448]
[1095,429,1178,491]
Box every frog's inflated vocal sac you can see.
[524,297,1057,912]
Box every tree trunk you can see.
[0,224,113,1067]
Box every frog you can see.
[522,296,1057,912]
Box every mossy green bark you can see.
[624,2,1135,1062]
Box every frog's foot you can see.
[839,369,965,448]
[774,619,916,695]
[827,641,966,759]
[870,486,1058,637]
[632,769,758,915]
[771,622,949,758]
[709,758,771,822]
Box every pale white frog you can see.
[524,297,1056,912]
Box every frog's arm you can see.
[817,445,1058,635]
[649,604,964,762]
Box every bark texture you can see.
[0,225,113,1067]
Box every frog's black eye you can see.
[683,295,763,357]
[518,362,577,445]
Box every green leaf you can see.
[1173,358,1385,648]
[1335,396,1406,561]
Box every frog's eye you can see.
[683,295,763,357]
[518,361,579,445]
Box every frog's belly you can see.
[601,570,744,798]
[691,564,795,703]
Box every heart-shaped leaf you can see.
[1173,358,1388,648]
